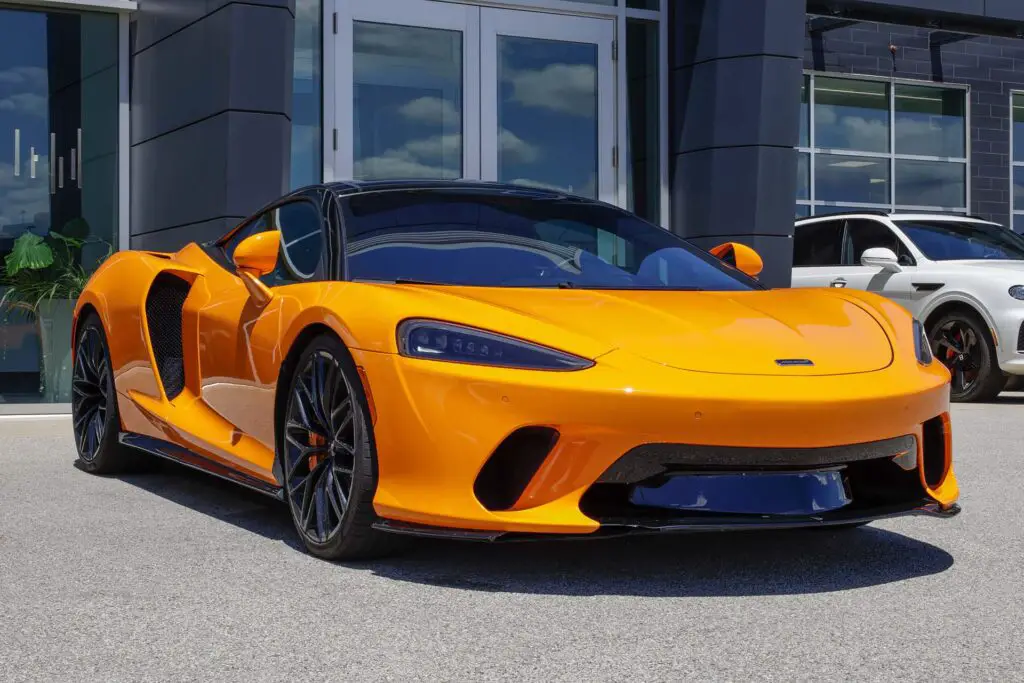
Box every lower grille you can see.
[597,435,918,485]
[1017,322,1024,352]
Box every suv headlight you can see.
[397,319,594,371]
[1009,285,1024,300]
[913,318,933,365]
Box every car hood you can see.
[430,287,894,376]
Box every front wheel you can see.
[71,313,140,473]
[279,334,403,561]
[928,310,1004,403]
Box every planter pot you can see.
[35,299,76,403]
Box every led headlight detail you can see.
[397,320,594,371]
[1009,285,1024,300]
[913,318,933,365]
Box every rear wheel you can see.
[71,313,139,473]
[280,333,402,561]
[928,310,1004,403]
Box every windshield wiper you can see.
[391,278,450,286]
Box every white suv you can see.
[792,211,1024,402]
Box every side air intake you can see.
[145,273,191,400]
[473,427,559,511]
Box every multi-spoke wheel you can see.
[71,313,136,473]
[928,310,1004,403]
[280,333,401,560]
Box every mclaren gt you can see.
[71,181,960,560]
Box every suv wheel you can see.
[928,310,1004,403]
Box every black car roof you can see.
[319,178,594,201]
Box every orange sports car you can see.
[71,180,960,560]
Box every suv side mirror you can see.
[861,247,901,273]
[710,241,764,278]
[233,230,280,306]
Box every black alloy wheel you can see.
[72,324,110,462]
[71,314,137,473]
[280,334,401,560]
[928,310,1004,403]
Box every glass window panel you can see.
[815,154,890,204]
[793,220,844,266]
[1015,213,1024,234]
[566,0,616,5]
[627,0,659,8]
[353,22,463,180]
[796,152,810,200]
[894,160,966,208]
[290,0,322,190]
[498,36,598,198]
[814,204,886,216]
[626,19,659,223]
[0,7,119,405]
[795,204,811,218]
[264,201,324,285]
[814,77,889,153]
[1014,94,1024,162]
[799,75,809,148]
[894,85,965,158]
[1015,166,1024,210]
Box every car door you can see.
[192,191,333,473]
[834,218,926,315]
[791,219,845,288]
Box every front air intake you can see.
[921,415,949,488]
[473,427,559,511]
[145,273,192,400]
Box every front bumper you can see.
[353,346,958,536]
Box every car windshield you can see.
[896,219,1024,261]
[338,189,760,291]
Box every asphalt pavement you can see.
[1,400,1022,682]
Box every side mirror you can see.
[233,230,280,276]
[232,230,280,306]
[861,247,901,273]
[710,241,764,278]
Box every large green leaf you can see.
[5,232,54,276]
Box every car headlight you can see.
[913,318,933,365]
[397,319,594,371]
[1009,285,1024,300]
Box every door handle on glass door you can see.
[830,278,848,288]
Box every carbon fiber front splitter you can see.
[371,500,961,543]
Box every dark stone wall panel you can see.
[132,3,292,145]
[673,56,804,154]
[131,218,242,252]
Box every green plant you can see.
[0,228,111,313]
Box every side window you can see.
[844,219,915,266]
[793,220,843,267]
[262,200,325,286]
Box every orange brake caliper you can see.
[308,432,326,469]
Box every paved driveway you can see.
[1,400,1022,682]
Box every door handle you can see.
[830,277,848,288]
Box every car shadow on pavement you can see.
[108,459,955,597]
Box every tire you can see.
[71,313,140,473]
[279,333,403,561]
[928,309,1004,403]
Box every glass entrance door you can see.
[335,0,616,204]
[480,9,614,202]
